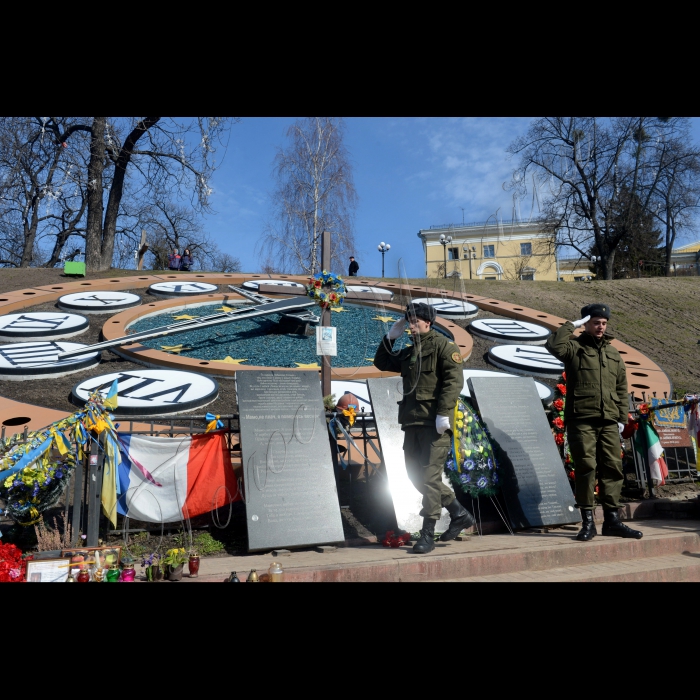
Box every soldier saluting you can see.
[373,302,475,553]
[546,303,642,542]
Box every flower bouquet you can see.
[141,552,162,581]
[0,542,26,582]
[381,531,411,548]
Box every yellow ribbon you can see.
[205,415,221,433]
[341,407,356,427]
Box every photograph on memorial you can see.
[25,557,72,583]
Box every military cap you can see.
[581,303,610,320]
[405,302,436,323]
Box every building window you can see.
[483,245,494,258]
[520,242,532,256]
[484,276,497,280]
[448,247,459,260]
[520,273,534,281]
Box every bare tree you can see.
[643,120,700,274]
[76,117,234,271]
[507,117,672,280]
[0,117,90,267]
[259,117,358,274]
[209,252,242,273]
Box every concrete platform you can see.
[171,519,700,583]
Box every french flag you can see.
[116,432,241,523]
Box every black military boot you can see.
[412,519,436,554]
[601,509,643,539]
[439,499,476,541]
[576,509,597,541]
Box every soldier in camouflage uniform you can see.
[546,303,642,542]
[373,302,475,554]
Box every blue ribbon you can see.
[205,412,224,430]
[0,436,52,482]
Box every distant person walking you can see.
[348,256,359,277]
[180,248,193,271]
[168,248,181,271]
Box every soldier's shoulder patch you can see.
[451,351,462,363]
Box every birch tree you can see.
[260,117,358,275]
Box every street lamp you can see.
[439,233,453,278]
[378,241,390,278]
[463,244,476,279]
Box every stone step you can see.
[441,552,700,582]
[189,521,700,582]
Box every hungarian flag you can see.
[116,431,241,522]
[636,421,669,486]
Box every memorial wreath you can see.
[0,385,120,526]
[444,398,500,498]
[548,372,575,487]
[306,270,346,309]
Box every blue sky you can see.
[202,117,700,278]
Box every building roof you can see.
[673,240,700,253]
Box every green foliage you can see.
[125,532,151,558]
[192,532,225,556]
[173,530,225,556]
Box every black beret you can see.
[405,302,436,323]
[581,303,610,320]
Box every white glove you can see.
[387,318,407,340]
[571,315,590,328]
[618,422,625,435]
[436,415,450,435]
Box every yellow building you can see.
[417,220,559,281]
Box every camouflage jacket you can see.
[373,329,464,429]
[545,321,628,423]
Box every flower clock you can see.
[306,271,346,309]
[444,398,500,498]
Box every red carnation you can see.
[553,417,565,430]
[556,384,567,396]
[552,399,564,411]
[555,433,565,445]
[390,538,401,548]
[562,372,567,381]
[568,470,575,480]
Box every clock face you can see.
[241,280,307,292]
[469,319,550,345]
[411,297,478,320]
[71,369,219,416]
[0,312,89,341]
[58,291,141,314]
[0,341,101,379]
[487,345,565,377]
[148,281,218,298]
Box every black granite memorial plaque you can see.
[367,377,451,534]
[468,376,580,529]
[237,370,345,551]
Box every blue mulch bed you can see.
[128,303,431,368]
